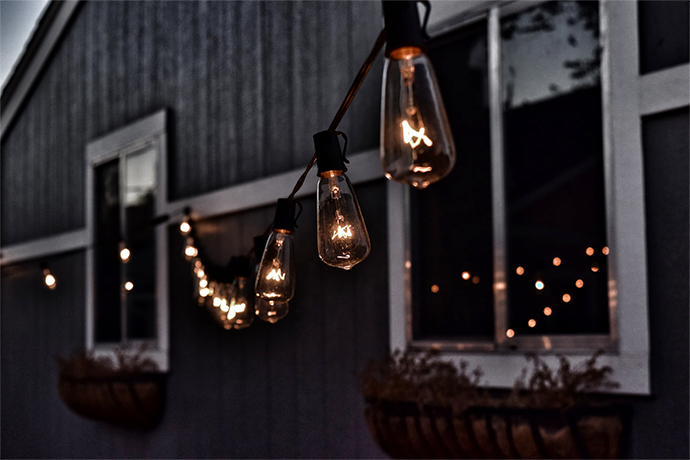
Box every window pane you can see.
[502,1,609,336]
[95,159,122,343]
[638,0,690,74]
[124,148,157,339]
[411,21,493,341]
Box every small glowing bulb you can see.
[43,269,57,290]
[213,297,221,307]
[591,264,599,273]
[586,247,594,256]
[575,279,584,288]
[199,287,210,297]
[124,281,134,291]
[120,247,131,262]
[405,261,412,269]
[602,246,609,255]
[461,271,470,280]
[233,303,246,313]
[506,329,515,338]
[528,319,536,328]
[552,257,561,266]
[179,221,191,234]
[220,300,229,312]
[196,269,205,278]
[431,284,440,293]
[543,307,552,316]
[471,276,480,284]
[516,266,524,275]
[199,279,208,288]
[535,280,544,290]
[562,293,571,303]
[184,244,198,259]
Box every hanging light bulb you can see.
[184,237,198,260]
[314,130,370,270]
[256,298,290,324]
[43,267,57,290]
[255,199,297,303]
[221,257,255,330]
[119,241,131,263]
[380,1,455,189]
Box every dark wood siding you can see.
[1,181,389,459]
[1,0,383,245]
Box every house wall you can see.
[1,0,383,245]
[1,180,390,459]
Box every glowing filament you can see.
[266,268,286,281]
[332,225,353,240]
[402,120,433,149]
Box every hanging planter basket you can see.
[364,398,631,459]
[58,372,166,429]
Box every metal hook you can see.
[336,131,350,164]
[418,0,431,40]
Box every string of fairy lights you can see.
[31,2,609,337]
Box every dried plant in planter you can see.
[56,345,165,429]
[359,349,629,459]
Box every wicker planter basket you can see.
[58,373,166,429]
[365,398,631,459]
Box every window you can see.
[86,110,169,370]
[389,0,655,394]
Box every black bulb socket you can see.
[382,1,425,58]
[273,198,297,233]
[315,130,347,175]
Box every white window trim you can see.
[389,0,689,395]
[85,109,170,371]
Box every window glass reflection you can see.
[502,1,609,336]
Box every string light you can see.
[381,1,455,189]
[43,268,57,290]
[462,271,470,280]
[575,279,584,288]
[431,284,440,293]
[586,247,594,256]
[184,237,198,260]
[315,131,370,270]
[124,281,134,291]
[535,280,544,290]
[543,307,552,316]
[552,257,561,266]
[602,246,609,255]
[119,242,130,263]
[528,319,536,328]
[506,329,515,338]
[591,264,599,273]
[471,276,480,284]
[516,266,524,275]
[562,293,571,303]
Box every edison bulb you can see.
[316,171,370,270]
[223,277,255,330]
[256,298,289,324]
[381,48,455,189]
[184,237,198,260]
[255,230,295,302]
[43,269,57,290]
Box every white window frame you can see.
[389,0,688,395]
[85,109,170,371]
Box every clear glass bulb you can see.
[255,298,289,324]
[317,171,370,270]
[381,48,456,189]
[255,230,295,302]
[223,277,255,330]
